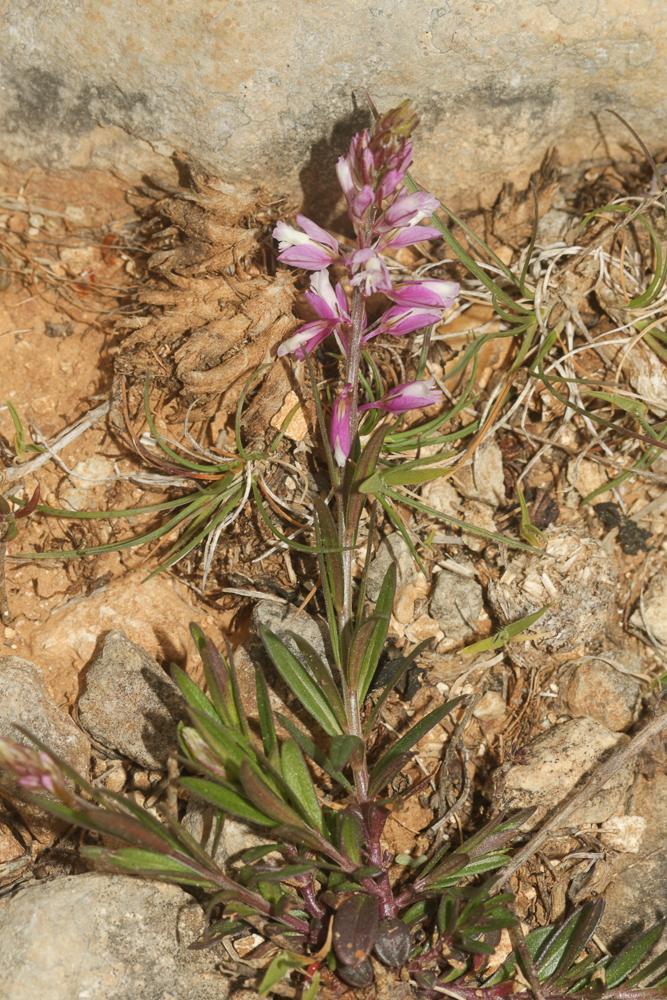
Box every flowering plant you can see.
[273,100,458,472]
[0,103,665,999]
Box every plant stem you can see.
[340,285,366,628]
[338,284,372,800]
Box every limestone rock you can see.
[430,560,486,649]
[365,532,429,626]
[565,660,641,731]
[252,600,327,662]
[0,656,90,841]
[1,4,665,214]
[0,874,230,1000]
[630,564,667,646]
[598,773,667,948]
[78,631,183,768]
[498,718,633,827]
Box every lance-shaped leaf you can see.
[239,759,307,829]
[333,893,380,966]
[171,664,218,724]
[180,775,276,827]
[368,751,413,798]
[345,423,387,543]
[285,632,346,727]
[313,496,344,613]
[280,738,323,833]
[546,898,605,983]
[370,697,464,793]
[255,668,279,765]
[261,628,343,736]
[327,734,363,772]
[275,713,353,793]
[356,562,396,701]
[605,923,666,988]
[365,638,432,734]
[82,846,221,889]
[534,905,599,980]
[338,811,364,865]
[191,625,250,738]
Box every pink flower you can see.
[348,248,393,296]
[273,214,339,270]
[277,270,350,358]
[375,191,439,232]
[379,225,442,249]
[376,142,413,201]
[0,739,60,795]
[330,383,354,467]
[365,304,444,340]
[389,279,459,309]
[360,378,443,414]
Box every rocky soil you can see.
[0,152,665,997]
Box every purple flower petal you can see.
[277,245,337,270]
[277,320,334,358]
[295,214,339,253]
[390,279,459,309]
[367,304,443,339]
[380,225,442,249]
[330,383,354,467]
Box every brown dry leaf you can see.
[114,156,298,428]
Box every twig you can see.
[487,700,667,894]
[3,401,110,483]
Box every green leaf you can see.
[302,971,320,1000]
[606,923,665,988]
[81,846,219,889]
[357,563,395,701]
[255,668,278,764]
[239,760,308,829]
[261,628,343,736]
[550,899,604,982]
[275,713,353,793]
[461,606,549,655]
[280,739,323,833]
[258,951,307,995]
[339,811,364,865]
[313,496,344,613]
[535,907,593,980]
[370,697,464,790]
[286,632,346,727]
[171,664,218,724]
[425,853,509,890]
[327,735,363,772]
[180,776,276,827]
[190,624,237,729]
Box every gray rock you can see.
[181,803,267,867]
[0,656,90,840]
[78,631,183,769]
[430,561,484,645]
[565,660,641,732]
[630,564,667,646]
[598,773,667,949]
[0,874,230,1000]
[366,532,417,603]
[252,600,327,662]
[498,718,634,828]
[0,4,665,213]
